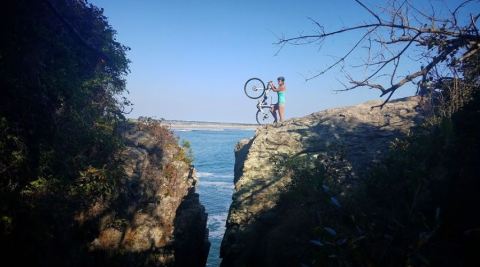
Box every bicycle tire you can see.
[256,106,276,125]
[244,78,266,99]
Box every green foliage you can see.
[278,89,480,266]
[71,166,117,200]
[268,37,480,266]
[0,0,130,265]
[180,140,194,165]
[137,117,176,148]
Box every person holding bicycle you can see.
[269,76,286,123]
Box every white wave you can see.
[216,174,234,178]
[197,172,214,178]
[208,213,228,239]
[201,181,234,190]
[197,172,233,179]
[198,128,225,131]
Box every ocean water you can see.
[174,129,255,267]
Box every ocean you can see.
[174,129,255,267]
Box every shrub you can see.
[280,90,480,266]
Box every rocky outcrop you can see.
[85,121,210,266]
[220,97,424,266]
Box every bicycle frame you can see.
[244,78,277,125]
[256,85,273,111]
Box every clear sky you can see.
[89,0,475,123]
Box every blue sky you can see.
[89,0,476,123]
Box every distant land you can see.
[131,118,258,130]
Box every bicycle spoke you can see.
[256,106,275,125]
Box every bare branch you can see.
[354,32,422,89]
[470,14,480,35]
[453,0,476,18]
[371,89,396,109]
[391,58,400,86]
[459,45,480,61]
[354,0,382,23]
[306,26,378,81]
[274,0,480,106]
[377,44,457,97]
[276,21,463,47]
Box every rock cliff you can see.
[82,121,210,266]
[220,97,424,266]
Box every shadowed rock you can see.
[87,122,210,267]
[220,96,424,267]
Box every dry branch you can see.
[276,0,480,107]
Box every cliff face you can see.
[220,97,423,266]
[81,121,210,266]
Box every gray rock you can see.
[220,96,423,266]
[87,121,210,267]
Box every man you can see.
[269,76,286,123]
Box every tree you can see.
[0,0,131,265]
[276,0,480,108]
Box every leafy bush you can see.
[0,1,130,265]
[179,140,194,165]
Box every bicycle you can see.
[244,78,277,125]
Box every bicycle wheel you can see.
[244,78,265,99]
[256,106,276,125]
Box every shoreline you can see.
[130,118,258,131]
[167,121,258,131]
[168,123,258,131]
